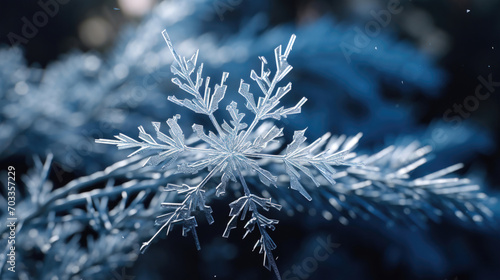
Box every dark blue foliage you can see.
[0,1,498,280]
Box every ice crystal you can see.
[97,30,494,278]
[99,31,313,278]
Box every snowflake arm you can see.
[223,171,282,279]
[96,114,187,168]
[162,30,226,136]
[237,34,307,146]
[140,159,225,253]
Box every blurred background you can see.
[0,0,499,279]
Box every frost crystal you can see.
[97,30,493,279]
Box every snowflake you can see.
[97,30,493,279]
